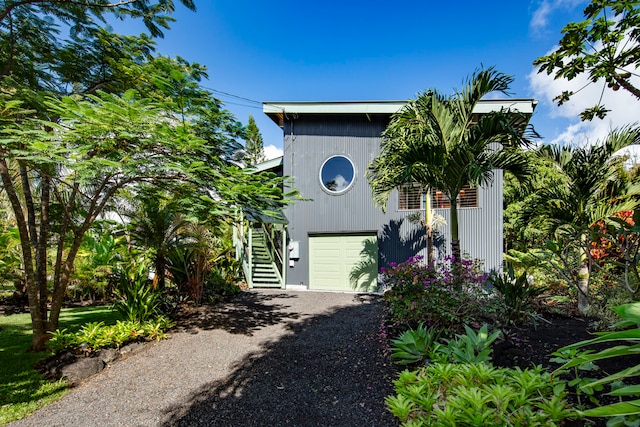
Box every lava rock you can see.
[59,357,105,385]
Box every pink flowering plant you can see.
[381,255,498,336]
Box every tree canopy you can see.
[244,114,266,167]
[534,0,640,120]
[520,126,640,309]
[0,1,295,350]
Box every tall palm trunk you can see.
[449,195,461,263]
[577,262,590,312]
[449,197,462,290]
[153,254,166,290]
[577,233,591,312]
[425,189,435,269]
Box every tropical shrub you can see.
[167,246,205,303]
[382,256,499,333]
[389,323,501,366]
[386,363,575,426]
[584,267,632,329]
[443,324,501,364]
[113,258,161,322]
[0,227,25,295]
[70,225,126,302]
[207,278,243,304]
[438,256,489,287]
[489,263,548,325]
[389,323,443,366]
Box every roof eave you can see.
[263,99,538,127]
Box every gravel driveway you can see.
[10,290,398,427]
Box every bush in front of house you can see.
[381,256,500,335]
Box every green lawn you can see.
[0,305,121,425]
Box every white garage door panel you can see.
[309,234,378,292]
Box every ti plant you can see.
[553,303,640,425]
[490,263,548,325]
[113,258,161,323]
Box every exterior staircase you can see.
[250,229,282,288]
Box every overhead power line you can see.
[200,85,285,115]
[201,85,262,108]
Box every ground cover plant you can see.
[385,316,579,426]
[0,306,121,425]
[47,317,175,354]
[387,363,574,426]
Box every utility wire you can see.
[206,87,262,106]
[200,85,285,113]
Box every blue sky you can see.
[112,0,640,159]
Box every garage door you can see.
[308,234,378,292]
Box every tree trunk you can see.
[449,199,462,290]
[154,255,166,290]
[425,189,435,269]
[449,199,461,262]
[614,74,640,101]
[426,224,434,269]
[48,228,88,334]
[577,261,590,312]
[0,159,43,350]
[36,174,51,332]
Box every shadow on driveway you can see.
[173,292,301,336]
[162,293,398,427]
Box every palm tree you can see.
[368,67,537,270]
[128,190,189,290]
[526,126,640,310]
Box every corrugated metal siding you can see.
[432,171,504,273]
[282,115,504,286]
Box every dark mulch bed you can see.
[493,314,593,368]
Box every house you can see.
[235,99,537,292]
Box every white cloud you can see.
[529,0,584,33]
[263,144,283,160]
[332,174,348,191]
[530,1,554,32]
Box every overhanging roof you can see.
[251,156,283,173]
[263,99,537,128]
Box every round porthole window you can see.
[319,155,355,194]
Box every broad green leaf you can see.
[581,362,640,390]
[561,331,640,352]
[612,303,640,327]
[580,400,640,417]
[609,384,640,397]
